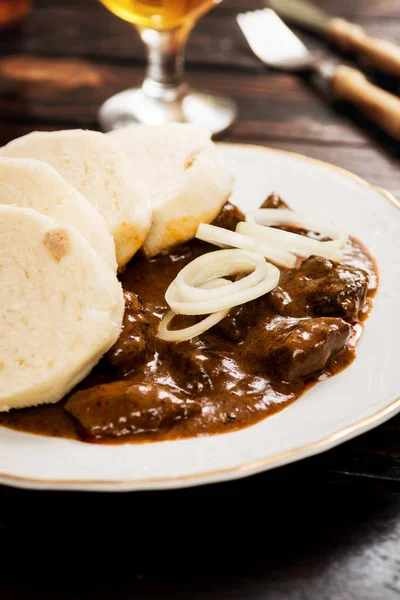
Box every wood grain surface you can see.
[0,1,399,598]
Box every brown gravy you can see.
[0,199,378,444]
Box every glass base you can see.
[98,86,237,136]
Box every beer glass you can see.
[98,0,237,134]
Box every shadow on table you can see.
[1,458,400,600]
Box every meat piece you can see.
[65,379,201,439]
[211,201,245,231]
[166,340,232,393]
[263,317,352,382]
[167,342,212,393]
[268,257,369,320]
[261,192,290,210]
[216,305,251,342]
[106,291,155,376]
[216,298,266,342]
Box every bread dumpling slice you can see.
[0,206,124,412]
[0,157,117,271]
[1,130,151,268]
[108,124,233,258]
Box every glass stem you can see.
[138,26,192,102]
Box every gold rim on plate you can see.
[1,143,399,490]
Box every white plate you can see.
[1,143,399,492]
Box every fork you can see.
[237,9,400,141]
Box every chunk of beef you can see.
[166,340,233,393]
[212,201,245,231]
[216,300,264,342]
[269,257,369,320]
[263,317,352,381]
[65,379,201,439]
[216,305,249,342]
[261,192,290,210]
[106,291,155,376]
[167,342,213,393]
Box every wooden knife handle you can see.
[332,65,400,140]
[327,18,400,78]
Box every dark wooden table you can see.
[1,1,400,598]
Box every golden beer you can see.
[97,0,236,134]
[99,0,220,29]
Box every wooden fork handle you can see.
[332,65,400,140]
[327,18,400,78]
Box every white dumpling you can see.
[1,129,152,268]
[109,124,233,257]
[0,157,117,271]
[0,206,124,411]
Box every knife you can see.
[268,0,400,77]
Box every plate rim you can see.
[1,142,399,491]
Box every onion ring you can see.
[237,222,343,262]
[158,279,230,342]
[175,248,268,303]
[246,209,348,248]
[166,249,280,315]
[196,223,296,268]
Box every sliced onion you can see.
[158,279,230,342]
[237,222,343,262]
[196,223,296,268]
[246,209,348,249]
[175,248,268,303]
[166,249,280,315]
[158,309,229,342]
